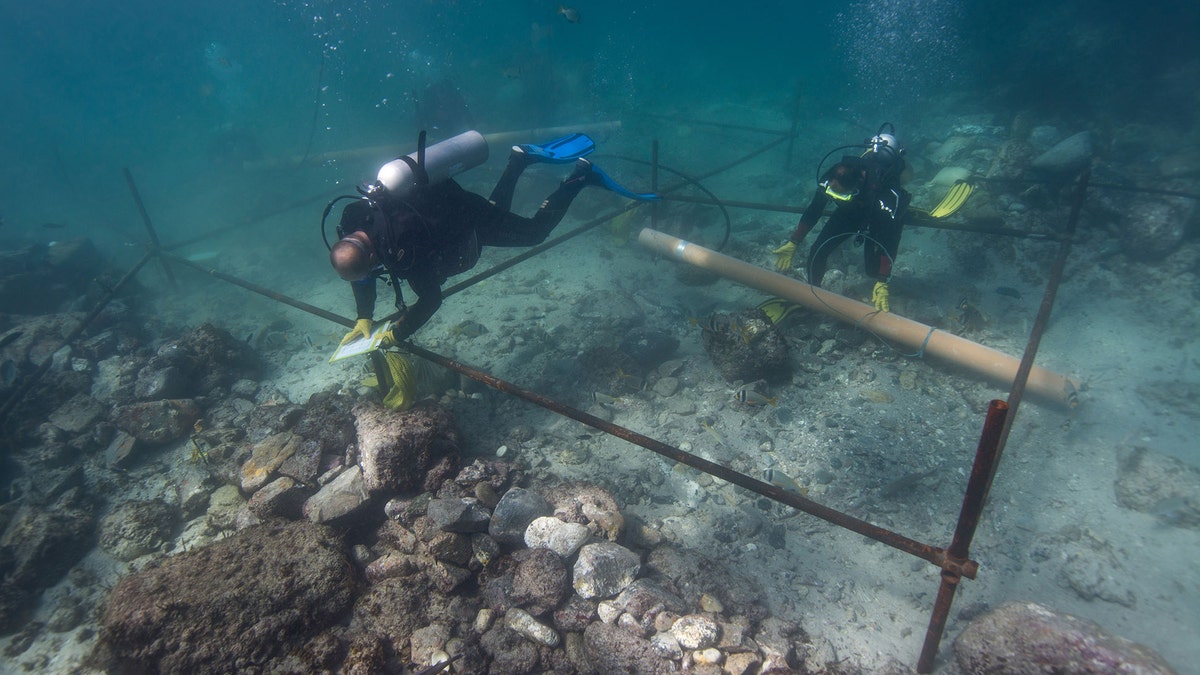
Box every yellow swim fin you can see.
[756,297,801,324]
[928,180,973,219]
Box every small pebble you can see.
[496,445,508,457]
[693,647,723,665]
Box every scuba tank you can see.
[373,129,489,196]
[322,129,490,250]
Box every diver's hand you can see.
[772,241,798,272]
[872,281,890,312]
[340,319,373,346]
[378,328,397,349]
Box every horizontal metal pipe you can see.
[402,342,974,575]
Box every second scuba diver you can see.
[330,131,656,347]
[773,124,910,312]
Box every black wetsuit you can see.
[788,153,910,287]
[340,158,586,340]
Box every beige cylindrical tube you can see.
[638,228,1080,408]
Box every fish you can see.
[0,331,22,349]
[734,385,777,407]
[995,286,1022,299]
[763,468,806,495]
[558,5,581,23]
[699,419,724,446]
[592,391,623,405]
[1,359,17,387]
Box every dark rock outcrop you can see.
[96,520,355,674]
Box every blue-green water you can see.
[1,0,1198,671]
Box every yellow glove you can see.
[872,281,890,312]
[340,318,372,346]
[772,241,797,272]
[378,328,397,349]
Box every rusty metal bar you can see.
[163,186,345,252]
[0,250,156,424]
[916,399,1009,671]
[401,341,977,577]
[641,112,792,137]
[161,252,355,329]
[122,167,177,286]
[915,169,1088,672]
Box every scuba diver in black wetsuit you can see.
[329,131,654,348]
[773,124,911,312]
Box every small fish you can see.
[763,468,806,495]
[1,359,17,387]
[304,334,315,349]
[994,286,1022,299]
[699,419,724,446]
[592,391,622,405]
[734,385,777,407]
[956,298,984,332]
[0,331,22,349]
[558,4,580,23]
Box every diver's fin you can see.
[516,132,596,164]
[582,161,660,201]
[757,297,801,324]
[928,180,973,219]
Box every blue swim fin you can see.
[516,132,596,164]
[587,162,660,202]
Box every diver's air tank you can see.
[375,130,489,194]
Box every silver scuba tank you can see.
[375,130,489,195]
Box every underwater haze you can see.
[1,0,1199,672]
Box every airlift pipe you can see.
[636,228,1081,408]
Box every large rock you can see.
[354,402,460,496]
[1031,131,1093,173]
[98,499,178,562]
[583,621,673,675]
[303,466,370,524]
[1114,445,1200,528]
[953,601,1176,674]
[573,542,641,599]
[96,521,355,673]
[489,487,553,548]
[111,398,201,446]
[700,309,791,384]
[240,431,301,493]
[0,489,96,634]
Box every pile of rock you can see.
[95,411,823,674]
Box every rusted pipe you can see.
[637,228,1081,408]
[916,399,1009,672]
[401,341,976,575]
[122,167,176,286]
[161,252,355,329]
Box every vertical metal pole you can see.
[916,169,1088,672]
[122,167,177,287]
[650,139,660,232]
[786,82,802,171]
[916,399,1009,672]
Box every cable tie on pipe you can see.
[674,240,688,259]
[919,327,936,358]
